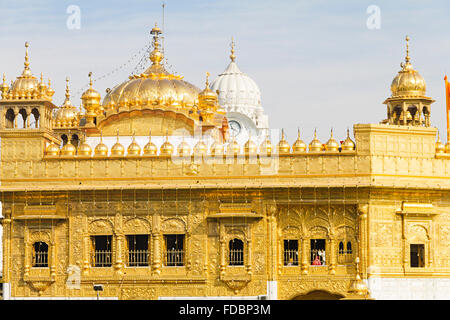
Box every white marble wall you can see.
[368,277,450,300]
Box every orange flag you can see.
[446,75,450,140]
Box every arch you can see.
[291,290,345,300]
[31,108,40,128]
[5,108,15,128]
[161,217,186,233]
[61,134,68,146]
[228,238,244,266]
[88,219,114,235]
[33,241,49,267]
[123,217,151,234]
[18,108,27,128]
[71,134,80,148]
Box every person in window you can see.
[312,255,321,265]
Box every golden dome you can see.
[259,135,273,156]
[82,73,102,126]
[177,136,191,156]
[127,133,141,156]
[292,129,307,153]
[194,138,208,156]
[143,131,158,155]
[102,24,200,112]
[61,140,76,156]
[111,131,125,156]
[55,78,79,128]
[244,137,257,154]
[277,129,290,154]
[94,132,108,156]
[45,141,60,156]
[436,131,445,154]
[390,36,426,98]
[325,129,339,152]
[77,136,92,157]
[160,135,174,156]
[309,129,323,152]
[227,137,241,155]
[198,72,219,111]
[347,258,369,296]
[210,139,224,156]
[341,129,355,151]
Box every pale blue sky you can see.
[1,0,450,143]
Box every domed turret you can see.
[384,36,434,127]
[292,129,307,153]
[111,130,125,156]
[309,129,323,152]
[259,135,273,156]
[244,136,257,154]
[94,132,108,156]
[177,136,191,156]
[198,72,219,111]
[127,132,141,156]
[194,138,208,157]
[227,137,241,155]
[61,138,76,156]
[55,77,79,128]
[160,133,174,156]
[210,138,224,157]
[341,129,356,151]
[143,130,158,155]
[325,129,339,152]
[45,141,60,156]
[77,134,92,157]
[277,129,290,154]
[436,131,445,154]
[81,72,102,126]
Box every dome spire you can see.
[23,41,31,76]
[230,37,236,62]
[405,35,410,64]
[150,22,164,66]
[64,77,71,101]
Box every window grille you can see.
[310,239,326,265]
[126,235,149,267]
[228,238,244,266]
[283,240,299,266]
[164,234,184,266]
[92,235,112,267]
[33,242,48,267]
[338,241,353,264]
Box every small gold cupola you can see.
[177,135,191,156]
[341,128,356,151]
[244,136,257,155]
[111,130,125,156]
[55,77,79,128]
[309,129,323,152]
[325,128,339,152]
[81,72,102,126]
[198,72,219,111]
[77,134,92,157]
[259,134,273,156]
[127,132,141,156]
[45,141,60,156]
[277,129,290,154]
[61,132,77,156]
[1,74,9,99]
[194,137,208,157]
[292,129,307,153]
[227,136,241,156]
[94,131,108,156]
[436,130,445,154]
[210,137,224,157]
[143,130,158,155]
[160,131,174,156]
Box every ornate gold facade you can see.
[0,32,449,300]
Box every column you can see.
[115,234,124,274]
[402,102,407,126]
[358,204,368,278]
[301,237,308,275]
[329,238,336,275]
[246,238,252,275]
[82,235,90,275]
[152,232,162,274]
[219,223,226,276]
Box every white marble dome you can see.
[211,61,262,113]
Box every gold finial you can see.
[230,37,236,62]
[100,130,103,142]
[116,129,120,142]
[65,77,70,100]
[330,128,334,138]
[88,72,93,87]
[40,72,44,83]
[24,41,30,70]
[314,128,317,138]
[281,128,286,140]
[150,22,164,65]
[405,35,410,63]
[205,72,210,88]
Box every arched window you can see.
[31,108,40,128]
[19,108,27,128]
[338,240,353,264]
[229,238,244,266]
[33,242,49,267]
[346,241,352,255]
[61,134,68,146]
[5,108,15,128]
[339,241,344,254]
[71,134,79,148]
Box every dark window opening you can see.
[164,234,184,266]
[284,240,299,266]
[33,242,48,267]
[127,235,149,267]
[92,235,112,267]
[410,244,425,268]
[228,238,244,266]
[311,239,326,265]
[338,241,353,264]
